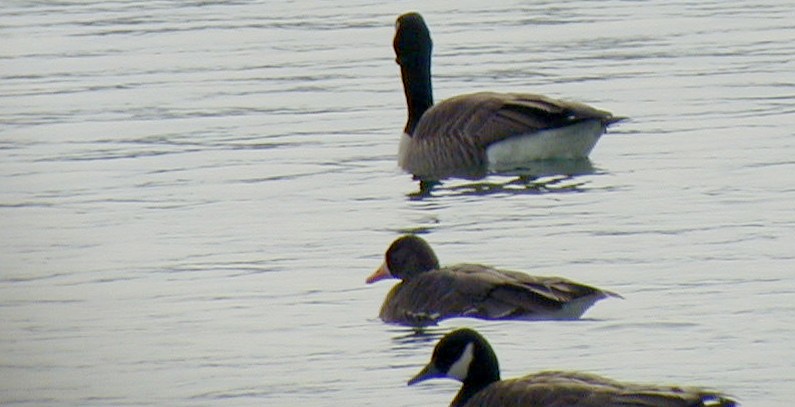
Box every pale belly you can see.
[486,120,603,171]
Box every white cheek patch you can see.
[447,342,474,381]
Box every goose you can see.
[393,12,624,180]
[409,328,738,407]
[365,235,620,327]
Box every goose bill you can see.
[407,363,442,386]
[365,262,393,284]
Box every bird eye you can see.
[441,344,463,361]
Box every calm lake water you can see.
[2,0,794,405]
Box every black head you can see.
[408,328,500,387]
[365,235,440,284]
[384,235,440,280]
[394,12,433,66]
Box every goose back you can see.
[465,371,737,407]
[378,264,618,326]
[399,92,620,178]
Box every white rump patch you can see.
[486,120,603,170]
[447,342,475,381]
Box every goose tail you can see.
[696,392,739,407]
[603,115,628,128]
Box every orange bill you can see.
[365,262,393,284]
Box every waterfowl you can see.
[409,328,738,407]
[365,235,620,327]
[393,12,624,180]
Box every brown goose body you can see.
[379,264,618,327]
[367,236,619,327]
[399,91,621,179]
[393,13,624,180]
[464,371,736,407]
[408,329,738,407]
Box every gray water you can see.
[2,0,794,405]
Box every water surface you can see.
[2,0,794,405]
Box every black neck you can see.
[400,55,433,135]
[452,345,500,406]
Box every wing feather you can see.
[378,265,617,325]
[464,372,737,407]
[413,92,617,148]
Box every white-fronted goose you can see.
[409,328,738,407]
[366,235,620,327]
[393,12,624,180]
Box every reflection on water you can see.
[411,158,596,198]
[494,157,597,179]
[388,327,447,348]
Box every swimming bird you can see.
[393,12,624,181]
[409,328,738,407]
[366,235,620,327]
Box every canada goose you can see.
[393,12,624,180]
[409,328,738,407]
[366,235,620,327]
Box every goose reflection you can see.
[411,158,597,198]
